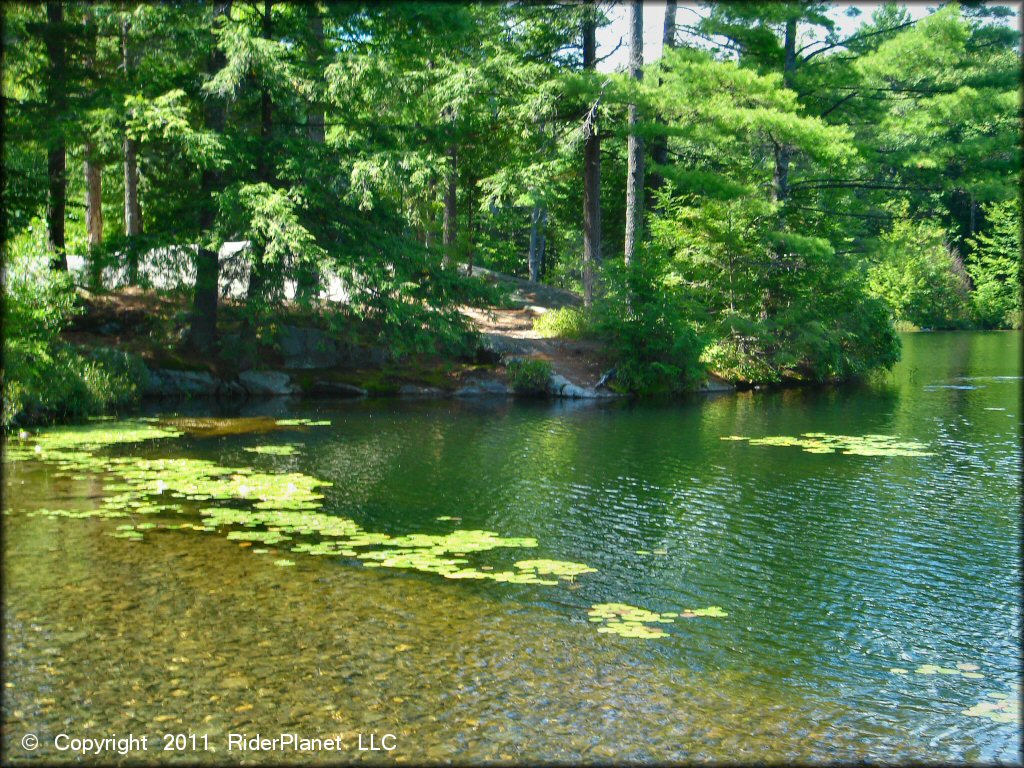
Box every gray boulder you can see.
[454,379,511,397]
[480,332,528,357]
[143,369,219,398]
[398,384,446,398]
[216,379,248,400]
[277,324,392,370]
[698,375,736,393]
[279,325,341,370]
[305,380,367,398]
[546,373,616,399]
[239,370,298,397]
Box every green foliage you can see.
[2,228,148,427]
[532,307,594,340]
[650,187,900,384]
[596,251,704,395]
[966,199,1022,329]
[506,358,552,393]
[2,1,1017,406]
[867,208,973,330]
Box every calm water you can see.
[3,331,1020,764]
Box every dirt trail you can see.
[459,267,611,387]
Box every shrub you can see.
[506,358,552,393]
[867,209,973,329]
[967,199,1022,329]
[2,226,149,427]
[533,306,594,339]
[595,250,705,395]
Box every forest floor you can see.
[63,267,616,395]
[458,266,612,387]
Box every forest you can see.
[2,1,1021,425]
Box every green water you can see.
[3,331,1020,763]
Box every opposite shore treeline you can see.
[2,1,1021,425]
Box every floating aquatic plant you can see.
[588,603,674,639]
[721,433,934,457]
[681,606,729,618]
[513,559,597,579]
[963,693,1019,723]
[244,444,300,456]
[7,419,603,594]
[7,420,182,459]
[587,602,729,640]
[904,662,986,679]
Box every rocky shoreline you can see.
[141,365,626,401]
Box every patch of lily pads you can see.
[889,661,985,679]
[11,418,734,640]
[588,602,728,639]
[244,444,301,456]
[721,432,934,457]
[889,663,1018,724]
[963,692,1019,724]
[7,420,182,458]
[6,418,609,594]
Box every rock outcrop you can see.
[546,373,616,399]
[238,370,299,397]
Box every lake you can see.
[3,331,1019,763]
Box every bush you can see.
[867,209,973,329]
[2,227,149,427]
[967,199,1022,329]
[596,250,705,395]
[506,358,552,393]
[532,306,594,339]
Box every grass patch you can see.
[506,358,551,392]
[533,307,594,340]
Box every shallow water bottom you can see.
[2,501,961,765]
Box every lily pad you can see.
[722,432,934,457]
[244,444,300,456]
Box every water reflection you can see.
[3,332,1020,763]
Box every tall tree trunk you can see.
[466,183,475,277]
[122,14,142,285]
[771,17,797,215]
[424,175,437,250]
[84,142,103,287]
[305,8,325,145]
[45,0,67,271]
[648,0,676,200]
[662,0,677,55]
[581,4,600,307]
[529,203,544,283]
[244,0,274,317]
[188,0,231,354]
[296,7,324,301]
[83,7,102,286]
[443,144,458,267]
[623,0,645,268]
